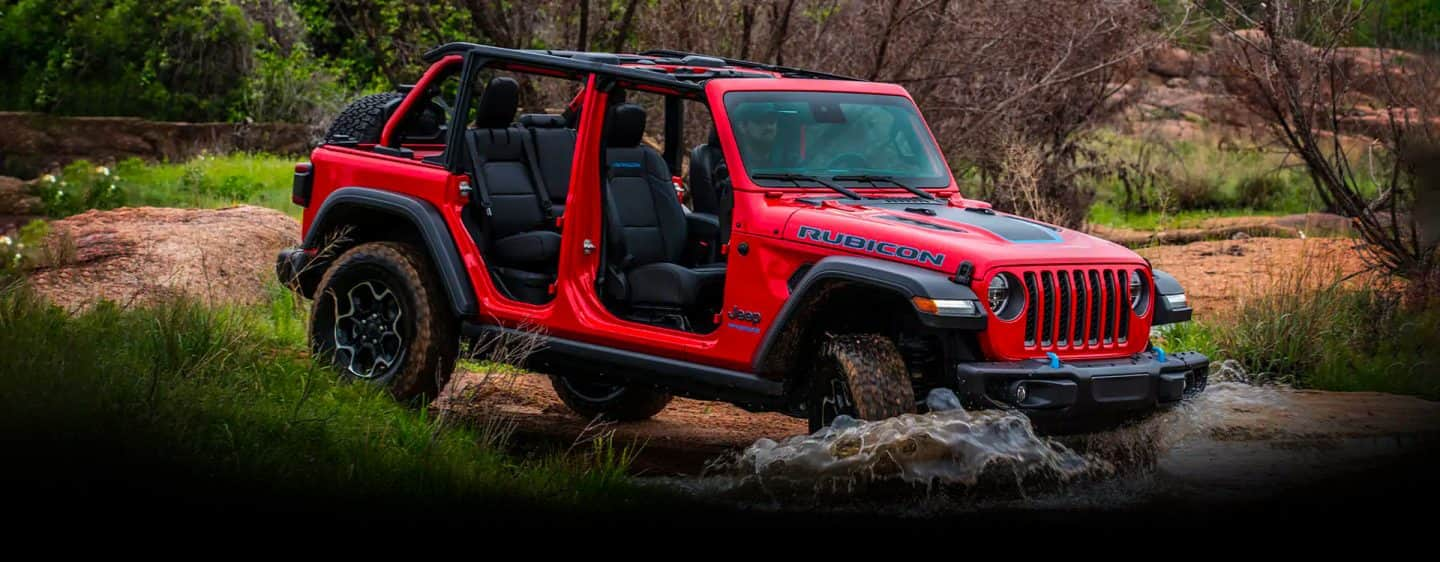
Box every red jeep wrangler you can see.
[278,43,1207,433]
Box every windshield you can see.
[723,91,950,188]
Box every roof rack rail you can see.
[638,49,860,81]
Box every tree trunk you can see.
[576,0,590,51]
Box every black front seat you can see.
[603,103,725,314]
[688,128,726,215]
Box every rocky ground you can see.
[25,205,298,311]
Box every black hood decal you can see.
[838,199,1061,243]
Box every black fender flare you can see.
[303,187,477,317]
[1151,268,1192,325]
[751,255,985,375]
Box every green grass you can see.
[31,154,302,219]
[1087,203,1292,231]
[1155,284,1440,399]
[0,279,653,510]
[116,153,301,217]
[1079,129,1388,231]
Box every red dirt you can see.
[1136,236,1374,320]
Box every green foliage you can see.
[0,0,254,121]
[1083,131,1328,229]
[29,161,128,217]
[1157,286,1440,399]
[1349,0,1440,50]
[290,0,473,91]
[241,43,348,124]
[0,282,652,507]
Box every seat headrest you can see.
[519,114,566,129]
[607,104,647,148]
[474,77,519,129]
[707,127,720,147]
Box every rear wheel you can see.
[549,375,672,422]
[310,241,459,403]
[807,333,916,432]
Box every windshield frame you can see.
[720,90,952,190]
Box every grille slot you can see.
[1057,272,1071,348]
[1118,271,1130,342]
[1039,271,1054,347]
[1023,272,1038,346]
[1013,267,1137,352]
[1071,270,1087,346]
[1102,270,1116,344]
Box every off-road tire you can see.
[325,92,403,144]
[310,241,459,403]
[549,376,672,422]
[807,333,916,432]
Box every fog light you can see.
[1011,382,1028,403]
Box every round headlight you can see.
[1129,270,1147,314]
[988,274,1009,313]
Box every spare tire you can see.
[325,92,404,144]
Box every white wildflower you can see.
[96,166,111,176]
[42,174,56,183]
[0,235,11,246]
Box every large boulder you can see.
[0,176,43,215]
[1148,46,1196,78]
[27,205,299,311]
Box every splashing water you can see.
[702,389,1099,495]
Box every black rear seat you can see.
[517,113,576,217]
[465,79,560,304]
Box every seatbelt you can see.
[463,131,495,217]
[520,128,556,221]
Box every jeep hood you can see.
[780,198,1144,274]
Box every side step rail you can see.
[461,324,788,412]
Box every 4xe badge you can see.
[725,306,762,333]
[795,225,946,267]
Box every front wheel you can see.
[310,241,459,403]
[549,375,672,422]
[807,333,916,432]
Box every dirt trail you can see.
[439,372,807,472]
[1091,213,1354,248]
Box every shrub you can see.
[1234,174,1289,210]
[241,43,349,126]
[29,161,128,217]
[0,0,255,121]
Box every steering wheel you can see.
[826,152,869,169]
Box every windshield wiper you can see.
[753,173,863,200]
[832,174,938,201]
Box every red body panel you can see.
[300,62,1156,378]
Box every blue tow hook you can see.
[1156,347,1168,363]
[1046,352,1060,369]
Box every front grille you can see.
[1013,266,1137,352]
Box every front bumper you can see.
[954,350,1209,434]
